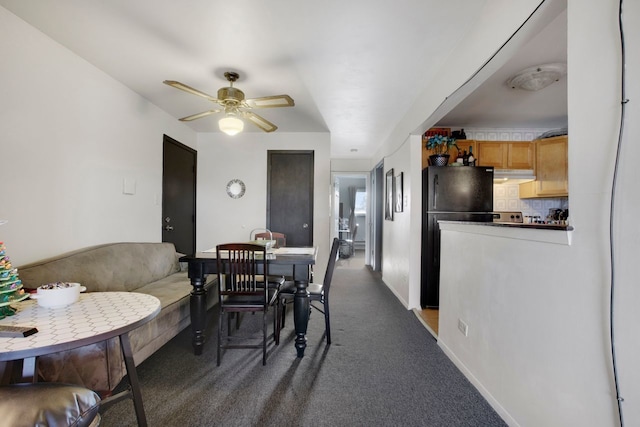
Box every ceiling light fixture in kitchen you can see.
[507,63,567,91]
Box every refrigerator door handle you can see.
[433,174,439,210]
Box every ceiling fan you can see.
[163,71,294,135]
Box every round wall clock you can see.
[226,179,246,199]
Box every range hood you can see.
[493,169,535,182]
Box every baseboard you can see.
[382,277,409,308]
[437,340,519,427]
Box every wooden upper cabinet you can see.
[476,141,534,169]
[476,142,505,168]
[508,142,535,169]
[534,136,568,196]
[519,135,568,198]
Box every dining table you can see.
[180,246,317,358]
[0,292,160,427]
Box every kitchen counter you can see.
[473,221,572,231]
[438,220,573,245]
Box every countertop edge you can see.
[438,221,573,245]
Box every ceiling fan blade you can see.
[179,109,221,121]
[242,111,278,132]
[245,95,294,108]
[163,80,218,102]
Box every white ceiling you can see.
[437,9,567,129]
[1,1,566,158]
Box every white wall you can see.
[331,158,372,173]
[380,136,420,307]
[369,0,545,310]
[433,0,640,425]
[0,7,196,265]
[362,0,640,424]
[196,132,332,280]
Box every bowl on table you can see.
[30,282,86,308]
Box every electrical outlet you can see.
[458,318,469,337]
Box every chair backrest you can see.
[215,243,269,301]
[322,238,341,295]
[254,231,286,248]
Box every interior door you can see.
[162,135,196,254]
[267,150,314,247]
[371,162,384,271]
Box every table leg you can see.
[20,357,36,383]
[189,276,207,355]
[120,333,147,427]
[293,280,310,357]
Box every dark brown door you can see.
[162,135,196,254]
[267,150,314,247]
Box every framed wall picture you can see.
[394,172,403,213]
[385,169,394,221]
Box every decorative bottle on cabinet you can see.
[468,146,475,166]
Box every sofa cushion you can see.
[0,383,101,427]
[133,271,196,308]
[18,242,181,292]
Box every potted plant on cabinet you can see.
[426,135,457,166]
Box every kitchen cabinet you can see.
[422,139,476,168]
[519,136,568,198]
[476,141,534,169]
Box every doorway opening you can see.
[332,173,368,268]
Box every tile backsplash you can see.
[493,182,568,220]
[464,127,554,141]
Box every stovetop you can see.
[492,211,523,223]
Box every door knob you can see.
[303,223,309,229]
[164,225,174,231]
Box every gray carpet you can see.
[101,266,506,426]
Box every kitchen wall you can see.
[369,0,640,424]
[493,181,568,219]
[372,0,549,316]
[455,127,570,220]
[435,1,640,426]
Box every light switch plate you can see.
[123,178,136,195]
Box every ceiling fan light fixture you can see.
[164,71,293,133]
[219,116,244,136]
[507,63,567,91]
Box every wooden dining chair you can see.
[215,243,280,365]
[276,238,340,345]
[254,231,286,248]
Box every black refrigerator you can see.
[421,166,494,308]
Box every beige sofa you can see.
[17,242,217,392]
